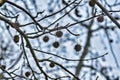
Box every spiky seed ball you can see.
[55,31,63,38]
[89,1,95,7]
[97,15,104,22]
[25,71,31,77]
[0,0,6,7]
[53,41,59,48]
[13,35,19,43]
[43,35,49,42]
[1,65,6,69]
[74,44,81,52]
[49,62,55,68]
[12,22,20,29]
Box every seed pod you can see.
[43,35,49,42]
[0,0,6,7]
[97,15,104,22]
[53,41,59,48]
[25,71,31,77]
[13,35,19,43]
[74,44,81,52]
[49,62,55,68]
[89,0,95,7]
[1,65,6,69]
[12,21,20,29]
[55,31,63,38]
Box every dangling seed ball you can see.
[53,41,59,48]
[97,15,104,22]
[55,30,63,38]
[13,35,19,43]
[12,21,20,29]
[74,44,81,52]
[25,71,31,77]
[89,0,95,7]
[49,62,55,68]
[0,0,6,7]
[43,35,49,42]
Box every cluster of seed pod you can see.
[13,30,82,52]
[88,0,105,23]
[42,30,82,52]
[42,30,63,48]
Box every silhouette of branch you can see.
[6,1,44,30]
[34,48,108,61]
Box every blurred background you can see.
[0,0,120,80]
